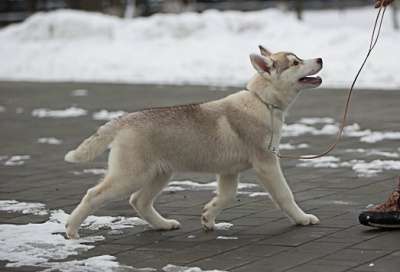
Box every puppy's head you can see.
[250,45,323,91]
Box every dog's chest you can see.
[263,115,283,153]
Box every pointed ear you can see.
[258,45,272,57]
[250,54,274,74]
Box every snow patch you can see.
[282,123,338,137]
[246,192,270,198]
[216,236,238,240]
[0,105,5,112]
[50,209,147,231]
[73,168,107,175]
[92,110,126,121]
[298,156,400,177]
[345,148,399,158]
[279,143,309,150]
[298,156,341,168]
[165,180,267,197]
[0,202,148,271]
[163,264,227,272]
[332,200,351,205]
[299,117,335,125]
[351,160,400,177]
[42,255,154,272]
[38,137,63,145]
[165,180,258,192]
[0,212,103,268]
[71,89,89,96]
[214,222,233,231]
[283,120,400,145]
[0,200,48,215]
[360,131,400,143]
[32,107,87,118]
[2,155,30,166]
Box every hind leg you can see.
[201,173,239,231]
[129,172,180,230]
[66,174,135,239]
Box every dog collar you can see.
[245,88,283,112]
[245,88,282,155]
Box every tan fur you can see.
[64,48,323,239]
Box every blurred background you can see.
[0,0,398,89]
[0,0,398,27]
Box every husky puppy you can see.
[64,46,323,239]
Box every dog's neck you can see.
[246,74,298,111]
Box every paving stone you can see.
[1,82,400,271]
[257,226,339,246]
[351,250,400,272]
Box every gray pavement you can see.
[1,81,400,271]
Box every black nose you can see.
[317,58,323,65]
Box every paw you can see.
[65,224,80,239]
[296,214,320,226]
[153,219,181,231]
[201,214,215,231]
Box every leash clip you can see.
[270,146,279,156]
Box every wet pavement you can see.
[1,81,400,272]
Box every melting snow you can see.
[298,156,341,168]
[0,200,48,215]
[213,222,233,231]
[282,123,339,137]
[345,149,399,158]
[216,236,238,240]
[163,264,227,272]
[32,107,87,118]
[71,89,89,96]
[73,168,107,175]
[279,143,309,150]
[351,160,400,177]
[165,180,257,192]
[165,180,267,197]
[50,209,147,231]
[360,131,400,143]
[92,110,126,121]
[0,220,103,268]
[2,155,30,166]
[332,200,351,205]
[246,192,270,198]
[283,119,400,145]
[37,137,63,145]
[299,117,335,125]
[42,255,154,272]
[298,156,400,177]
[0,201,148,271]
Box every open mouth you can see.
[299,76,322,85]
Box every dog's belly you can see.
[167,152,252,174]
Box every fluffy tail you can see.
[65,123,119,163]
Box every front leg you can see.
[253,154,319,225]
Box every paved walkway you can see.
[0,82,400,272]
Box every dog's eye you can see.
[293,60,299,66]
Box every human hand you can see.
[375,0,394,8]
